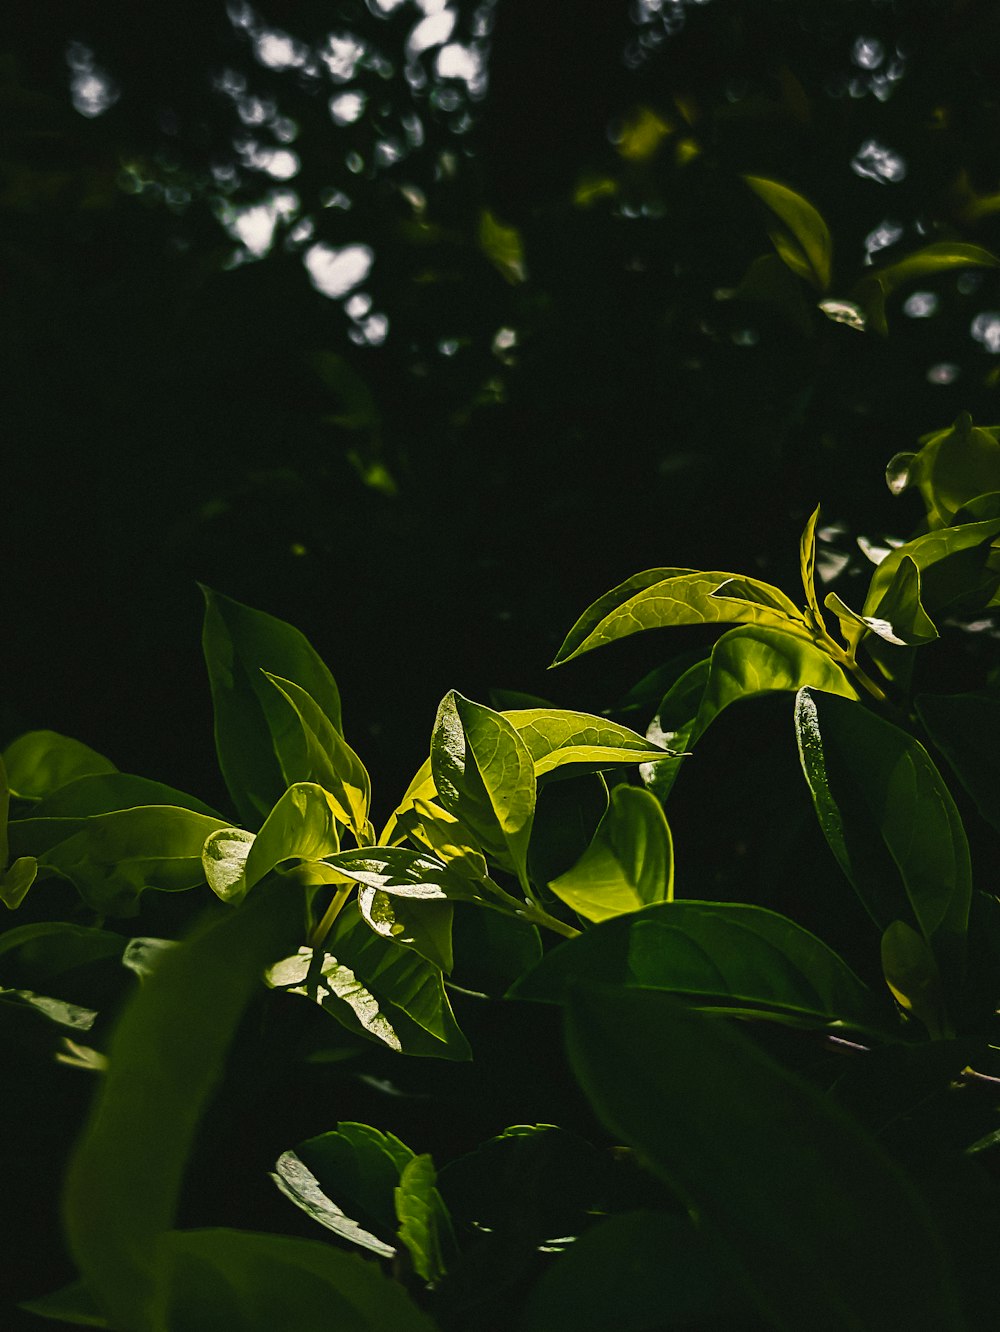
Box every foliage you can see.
[4,411,1000,1328]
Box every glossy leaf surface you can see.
[431,691,535,885]
[553,570,808,665]
[201,586,342,826]
[548,785,673,923]
[566,986,962,1330]
[513,900,887,1034]
[795,689,971,961]
[502,708,673,778]
[267,903,469,1060]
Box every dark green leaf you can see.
[201,586,342,826]
[448,903,541,997]
[2,731,116,801]
[795,689,971,972]
[520,1209,743,1332]
[273,1122,415,1256]
[38,806,229,915]
[33,773,221,820]
[267,902,469,1060]
[916,690,1000,834]
[19,1279,109,1328]
[512,900,889,1035]
[641,658,711,803]
[63,879,305,1330]
[549,785,673,923]
[744,175,832,290]
[157,1228,438,1332]
[861,516,1000,623]
[566,986,962,1330]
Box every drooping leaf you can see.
[553,570,808,665]
[826,556,939,647]
[861,516,1000,624]
[743,175,833,291]
[512,900,889,1036]
[267,902,469,1060]
[2,730,116,801]
[565,986,962,1330]
[395,1154,455,1284]
[548,786,673,923]
[35,806,229,916]
[273,1123,415,1257]
[201,586,342,826]
[795,689,971,973]
[62,878,305,1331]
[431,692,535,886]
[916,689,1000,834]
[156,1228,437,1332]
[0,986,98,1030]
[264,673,371,839]
[502,708,674,778]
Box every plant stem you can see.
[308,884,353,949]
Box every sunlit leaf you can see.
[553,570,808,665]
[826,556,938,647]
[263,673,370,838]
[502,708,674,777]
[548,786,673,923]
[744,175,832,291]
[513,899,889,1036]
[431,691,535,887]
[565,987,961,1328]
[861,515,1000,623]
[201,586,342,826]
[885,413,1000,528]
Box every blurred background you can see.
[5,0,1000,818]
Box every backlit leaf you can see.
[744,175,833,291]
[503,709,675,779]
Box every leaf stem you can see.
[308,884,353,949]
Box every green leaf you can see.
[827,556,939,647]
[267,902,469,1060]
[36,806,229,916]
[448,904,541,997]
[565,986,962,1330]
[1,730,116,801]
[795,689,972,971]
[264,673,371,838]
[553,570,808,665]
[396,798,490,884]
[512,900,888,1035]
[548,786,673,923]
[888,414,1000,528]
[62,878,306,1331]
[395,1154,455,1284]
[19,1279,110,1328]
[156,1229,438,1332]
[743,175,833,291]
[881,919,950,1039]
[478,208,527,283]
[201,586,342,826]
[273,1122,415,1257]
[32,773,222,819]
[861,516,1000,623]
[526,772,609,890]
[916,690,1000,834]
[0,754,37,907]
[641,659,712,803]
[800,504,822,622]
[520,1210,743,1332]
[431,692,535,887]
[502,708,674,778]
[870,240,1000,294]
